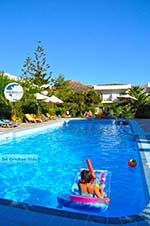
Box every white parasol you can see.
[45,95,63,103]
[35,93,48,100]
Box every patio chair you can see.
[0,119,18,128]
[24,114,37,123]
[0,120,6,127]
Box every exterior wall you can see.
[93,84,131,103]
[101,90,128,103]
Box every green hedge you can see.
[136,104,150,118]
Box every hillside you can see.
[67,80,92,92]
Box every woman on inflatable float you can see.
[78,169,110,203]
[57,160,111,211]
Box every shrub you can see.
[39,102,50,114]
[0,96,11,119]
[22,100,38,114]
[136,104,150,118]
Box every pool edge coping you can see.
[129,120,150,223]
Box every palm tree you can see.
[129,86,150,118]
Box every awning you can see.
[117,94,137,101]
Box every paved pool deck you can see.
[135,119,150,133]
[0,118,150,226]
[0,118,67,134]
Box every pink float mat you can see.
[70,194,106,204]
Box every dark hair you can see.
[81,170,92,183]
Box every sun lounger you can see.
[25,114,43,123]
[24,114,37,123]
[46,113,56,120]
[31,114,43,123]
[40,114,49,121]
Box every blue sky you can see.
[0,0,150,85]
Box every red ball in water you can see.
[128,159,137,168]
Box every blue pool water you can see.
[0,120,149,217]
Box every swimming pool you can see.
[0,119,149,218]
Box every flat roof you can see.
[94,84,131,90]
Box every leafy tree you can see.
[84,90,100,108]
[51,74,72,101]
[0,72,13,118]
[53,74,66,89]
[0,71,12,96]
[51,75,101,117]
[22,41,52,86]
[69,103,81,117]
[66,92,86,117]
[19,79,41,116]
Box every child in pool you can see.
[78,170,110,203]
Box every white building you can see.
[144,82,150,93]
[4,72,18,80]
[93,84,131,104]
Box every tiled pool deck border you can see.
[0,119,150,225]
